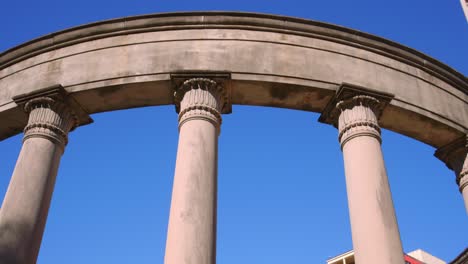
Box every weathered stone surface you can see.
[0,11,466,263]
[0,12,466,149]
[165,78,227,264]
[321,85,405,264]
[0,86,90,264]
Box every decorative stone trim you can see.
[459,171,468,192]
[12,85,92,148]
[174,78,227,133]
[319,83,394,149]
[23,97,76,147]
[336,95,382,146]
[435,135,468,192]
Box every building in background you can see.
[407,249,446,264]
[327,249,446,264]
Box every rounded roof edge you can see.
[0,11,467,93]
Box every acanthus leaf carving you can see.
[174,78,227,133]
[23,97,77,148]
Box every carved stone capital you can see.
[23,97,76,146]
[319,83,393,148]
[435,135,468,192]
[13,85,92,148]
[173,74,230,133]
[336,95,382,146]
[460,170,468,193]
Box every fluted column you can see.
[0,98,75,263]
[320,84,404,264]
[165,78,227,264]
[435,136,468,213]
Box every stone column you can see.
[165,78,227,264]
[320,84,404,264]
[435,136,468,213]
[0,87,89,264]
[460,157,468,213]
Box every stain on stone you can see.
[269,84,291,101]
[46,60,62,75]
[316,91,331,102]
[376,173,396,231]
[0,221,32,264]
[299,103,322,112]
[97,85,122,97]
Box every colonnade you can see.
[0,78,466,264]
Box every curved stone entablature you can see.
[0,12,466,148]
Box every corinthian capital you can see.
[13,85,92,148]
[435,135,468,192]
[319,83,393,148]
[23,97,76,146]
[173,74,230,132]
[335,95,383,146]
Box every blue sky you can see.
[0,0,467,263]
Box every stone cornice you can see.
[0,12,466,94]
[318,83,394,127]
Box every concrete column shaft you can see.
[165,120,218,264]
[165,78,225,264]
[0,138,62,263]
[343,136,404,264]
[337,95,404,264]
[0,97,75,264]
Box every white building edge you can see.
[327,249,446,264]
[408,249,446,264]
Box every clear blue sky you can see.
[0,1,467,263]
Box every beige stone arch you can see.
[0,12,466,264]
